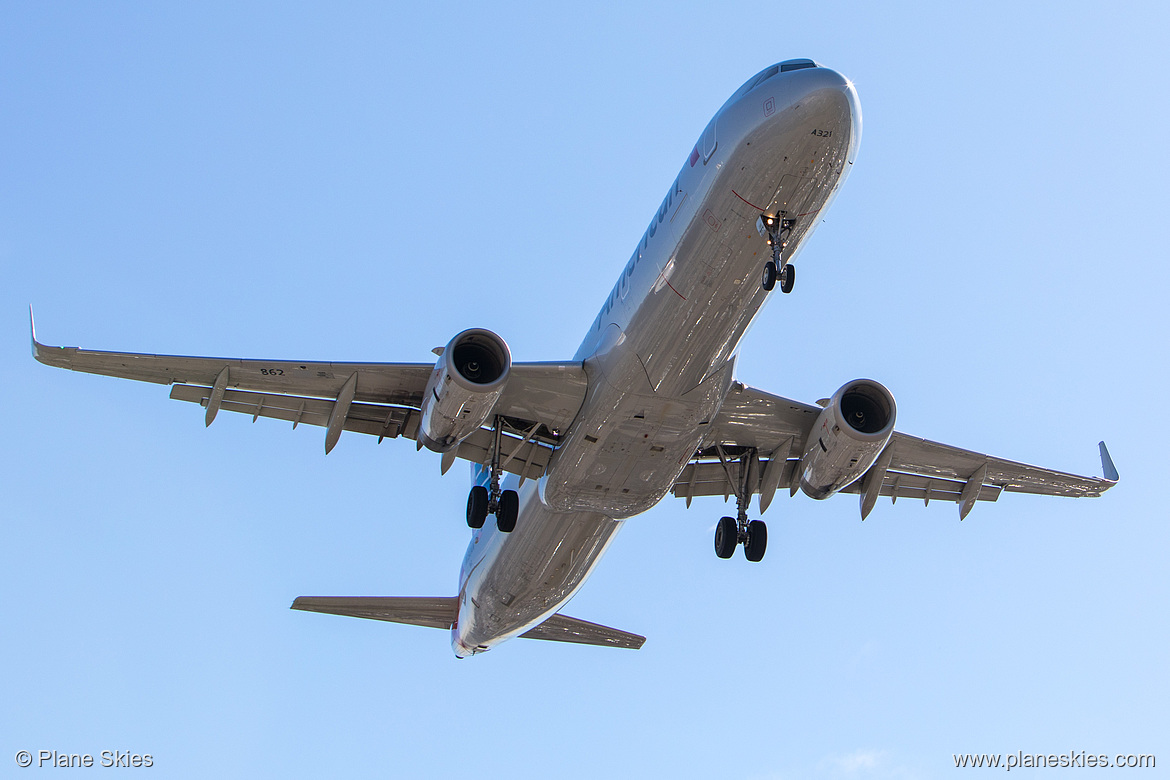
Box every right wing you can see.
[31,316,587,480]
[673,382,1117,519]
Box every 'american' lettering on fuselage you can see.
[592,173,686,332]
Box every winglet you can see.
[1098,441,1119,483]
[28,305,38,359]
[28,308,77,370]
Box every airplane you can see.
[32,59,1118,657]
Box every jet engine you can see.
[418,328,511,453]
[800,379,896,499]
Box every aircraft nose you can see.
[800,67,861,143]
[828,68,861,137]
[779,66,862,161]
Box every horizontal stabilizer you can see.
[291,596,456,630]
[520,613,646,650]
[292,596,644,650]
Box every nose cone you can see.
[723,62,861,167]
[785,65,862,162]
[817,67,861,159]
[709,63,860,251]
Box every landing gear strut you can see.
[756,213,796,294]
[710,444,768,562]
[464,416,519,532]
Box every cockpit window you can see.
[721,59,822,112]
[747,65,780,91]
[780,59,817,73]
[727,65,779,104]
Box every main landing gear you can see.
[465,417,519,533]
[711,445,768,562]
[757,213,796,294]
[715,516,767,562]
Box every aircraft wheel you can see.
[466,485,489,529]
[714,516,738,559]
[762,261,777,291]
[496,489,519,533]
[780,263,795,294]
[744,520,767,562]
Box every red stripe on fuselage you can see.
[731,189,765,211]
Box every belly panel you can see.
[453,482,622,655]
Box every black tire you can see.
[744,520,767,562]
[496,489,519,533]
[762,261,777,291]
[714,516,738,559]
[466,485,489,529]
[780,263,795,294]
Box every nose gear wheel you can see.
[756,213,796,294]
[762,261,778,291]
[779,262,794,294]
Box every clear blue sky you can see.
[3,2,1167,778]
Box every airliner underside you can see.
[33,60,1117,657]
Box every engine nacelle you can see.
[418,328,511,453]
[800,379,896,499]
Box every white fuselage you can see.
[452,63,860,656]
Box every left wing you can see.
[31,317,587,480]
[672,382,1117,519]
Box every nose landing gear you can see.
[710,445,768,562]
[757,213,796,294]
